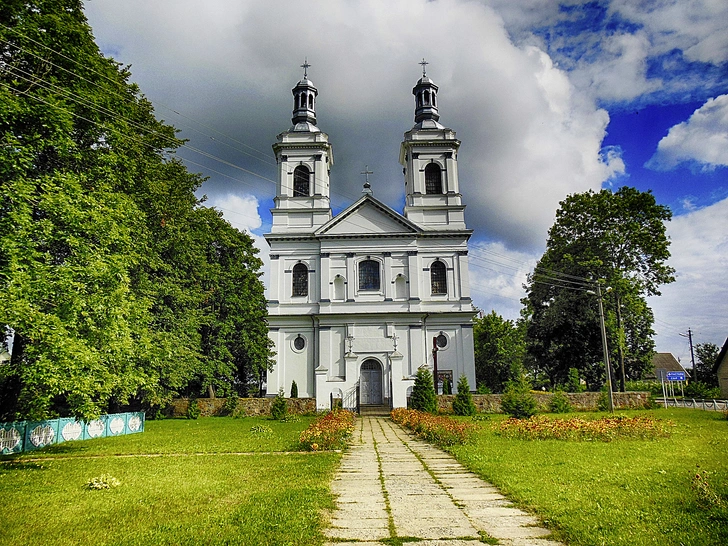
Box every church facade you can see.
[265,66,476,410]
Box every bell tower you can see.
[270,60,334,233]
[399,60,466,230]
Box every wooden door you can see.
[360,360,382,405]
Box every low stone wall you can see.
[436,391,652,413]
[169,397,316,417]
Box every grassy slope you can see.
[0,417,339,546]
[450,409,728,546]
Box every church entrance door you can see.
[360,360,382,405]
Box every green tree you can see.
[452,375,476,416]
[270,389,287,420]
[410,367,437,413]
[523,187,675,392]
[473,310,525,393]
[694,343,720,386]
[500,374,538,419]
[0,1,271,420]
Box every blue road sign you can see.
[666,371,686,381]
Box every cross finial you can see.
[301,57,311,79]
[392,333,399,352]
[361,165,373,184]
[419,58,429,77]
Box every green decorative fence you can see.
[0,412,145,455]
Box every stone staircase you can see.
[358,404,391,417]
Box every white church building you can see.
[265,64,476,411]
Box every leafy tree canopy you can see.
[523,187,675,391]
[0,0,271,420]
[473,310,524,393]
[694,343,720,386]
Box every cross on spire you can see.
[361,165,373,184]
[301,57,311,79]
[419,58,429,77]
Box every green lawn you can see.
[0,416,340,546]
[449,409,728,546]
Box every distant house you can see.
[646,353,691,381]
[714,338,728,398]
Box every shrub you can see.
[299,410,355,451]
[391,408,475,446]
[476,383,492,394]
[625,380,663,396]
[270,389,287,420]
[452,375,476,416]
[410,367,437,413]
[221,395,239,416]
[186,398,200,420]
[566,368,585,393]
[442,376,452,395]
[684,381,721,399]
[549,390,573,413]
[290,380,298,398]
[501,375,538,419]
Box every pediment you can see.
[316,196,420,236]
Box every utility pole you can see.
[595,284,615,412]
[680,328,696,371]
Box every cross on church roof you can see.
[301,58,311,79]
[361,165,373,184]
[419,58,429,77]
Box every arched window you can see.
[308,94,314,108]
[425,163,442,194]
[293,165,310,197]
[292,263,308,297]
[430,260,446,294]
[358,260,380,291]
[424,89,430,104]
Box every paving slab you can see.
[323,416,564,546]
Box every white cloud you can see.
[205,193,262,233]
[648,196,728,358]
[646,94,728,171]
[570,32,662,103]
[204,193,271,291]
[610,0,728,65]
[85,0,617,254]
[482,0,728,104]
[468,241,538,321]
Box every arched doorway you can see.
[360,359,383,405]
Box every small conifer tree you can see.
[501,374,538,419]
[452,375,477,416]
[290,380,298,398]
[442,376,452,395]
[410,367,438,413]
[270,388,287,420]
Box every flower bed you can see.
[496,414,673,442]
[299,409,355,451]
[390,408,475,446]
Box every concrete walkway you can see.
[325,416,564,546]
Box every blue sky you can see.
[84,0,728,363]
